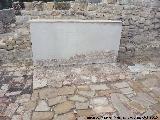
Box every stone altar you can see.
[30,19,122,61]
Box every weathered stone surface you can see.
[33,79,47,89]
[58,86,76,95]
[76,102,89,109]
[112,82,130,89]
[0,40,6,49]
[96,89,117,97]
[0,21,4,34]
[47,79,62,88]
[0,9,15,33]
[90,97,108,106]
[131,92,158,107]
[129,81,149,92]
[78,90,95,98]
[87,3,98,11]
[5,103,19,118]
[16,106,25,114]
[69,95,88,102]
[24,2,32,11]
[77,109,95,116]
[118,94,130,102]
[11,115,22,120]
[48,96,67,106]
[24,100,37,111]
[127,101,146,114]
[0,90,6,97]
[54,101,74,114]
[151,87,160,97]
[23,111,32,120]
[142,109,156,117]
[77,116,86,120]
[0,103,7,116]
[38,87,58,99]
[93,105,116,114]
[32,112,54,120]
[1,84,9,92]
[120,87,134,95]
[5,91,22,96]
[15,94,31,104]
[35,100,50,111]
[46,2,54,11]
[151,103,160,113]
[107,0,117,4]
[55,112,76,120]
[55,2,70,10]
[77,85,90,91]
[90,84,110,90]
[111,93,134,118]
[31,90,39,101]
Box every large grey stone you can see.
[54,101,75,114]
[69,95,88,102]
[48,96,67,106]
[78,90,95,98]
[90,97,109,106]
[131,92,158,107]
[35,100,50,111]
[111,93,134,118]
[32,112,54,120]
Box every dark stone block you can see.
[55,2,71,10]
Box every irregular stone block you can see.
[56,112,76,120]
[32,112,54,120]
[87,3,98,11]
[69,95,88,102]
[12,2,22,15]
[48,96,67,106]
[24,2,32,11]
[111,93,134,118]
[76,102,89,109]
[5,103,19,117]
[77,109,95,116]
[55,2,71,10]
[31,1,38,10]
[34,1,44,11]
[93,105,116,114]
[2,9,16,25]
[78,90,95,98]
[54,101,75,114]
[90,97,109,106]
[46,2,54,11]
[35,100,50,112]
[90,84,110,90]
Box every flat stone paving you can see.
[0,60,160,120]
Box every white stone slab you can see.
[30,19,122,60]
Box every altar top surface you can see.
[30,19,122,23]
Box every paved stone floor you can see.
[0,60,160,120]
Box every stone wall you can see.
[0,9,16,34]
[20,1,160,63]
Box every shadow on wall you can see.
[0,0,13,10]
